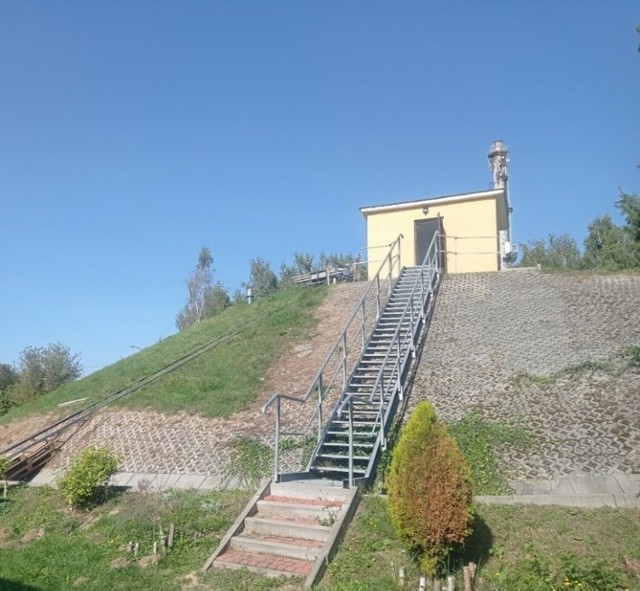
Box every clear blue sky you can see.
[1,2,638,373]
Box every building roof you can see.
[360,188,505,216]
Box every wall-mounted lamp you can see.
[422,206,429,216]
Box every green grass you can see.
[0,485,293,591]
[1,286,327,423]
[448,413,532,495]
[2,487,639,590]
[319,495,640,591]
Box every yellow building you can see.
[360,141,514,276]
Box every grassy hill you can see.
[1,286,327,425]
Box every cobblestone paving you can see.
[410,270,640,479]
[49,282,372,478]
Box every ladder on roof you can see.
[263,233,442,487]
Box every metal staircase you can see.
[263,232,442,488]
[308,266,430,485]
[207,234,442,586]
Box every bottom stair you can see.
[204,478,360,587]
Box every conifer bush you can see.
[386,401,473,575]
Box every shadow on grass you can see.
[450,513,494,572]
[0,578,44,591]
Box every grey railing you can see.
[337,230,441,486]
[262,234,404,482]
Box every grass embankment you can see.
[1,286,327,424]
[2,487,638,591]
[0,485,288,591]
[321,496,640,591]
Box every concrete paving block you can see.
[152,473,183,490]
[570,474,623,495]
[510,479,552,495]
[613,494,640,509]
[174,474,207,489]
[200,475,242,491]
[110,472,135,487]
[548,476,577,495]
[613,473,640,495]
[29,468,60,487]
[127,473,158,491]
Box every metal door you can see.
[415,217,444,269]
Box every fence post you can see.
[317,377,323,444]
[273,396,281,482]
[348,397,354,487]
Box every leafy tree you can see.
[280,252,316,283]
[176,246,230,330]
[248,256,278,298]
[0,363,18,415]
[14,343,82,402]
[616,192,640,243]
[519,233,581,269]
[582,214,637,270]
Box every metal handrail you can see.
[336,231,441,485]
[262,234,404,481]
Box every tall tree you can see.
[248,257,278,298]
[582,213,637,270]
[519,234,581,269]
[176,247,230,330]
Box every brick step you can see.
[231,532,324,561]
[213,548,313,577]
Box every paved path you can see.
[23,468,640,509]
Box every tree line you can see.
[175,247,363,330]
[0,343,82,416]
[519,192,640,270]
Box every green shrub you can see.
[386,402,473,575]
[58,446,121,509]
[0,455,9,480]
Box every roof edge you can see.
[360,188,504,216]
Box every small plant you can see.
[0,455,10,498]
[57,446,121,509]
[386,402,473,576]
[227,436,273,487]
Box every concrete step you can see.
[231,532,324,561]
[257,498,343,522]
[244,516,331,542]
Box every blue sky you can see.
[1,2,638,373]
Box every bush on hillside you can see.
[58,446,121,509]
[386,401,473,575]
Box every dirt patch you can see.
[110,557,129,569]
[138,554,160,568]
[20,527,44,543]
[0,412,62,450]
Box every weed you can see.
[227,436,273,487]
[448,414,531,495]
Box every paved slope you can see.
[411,270,640,480]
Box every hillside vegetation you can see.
[0,286,327,425]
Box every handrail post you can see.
[342,333,348,391]
[317,377,323,444]
[361,300,366,350]
[273,396,281,483]
[375,275,381,320]
[348,397,354,488]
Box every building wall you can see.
[365,195,500,277]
